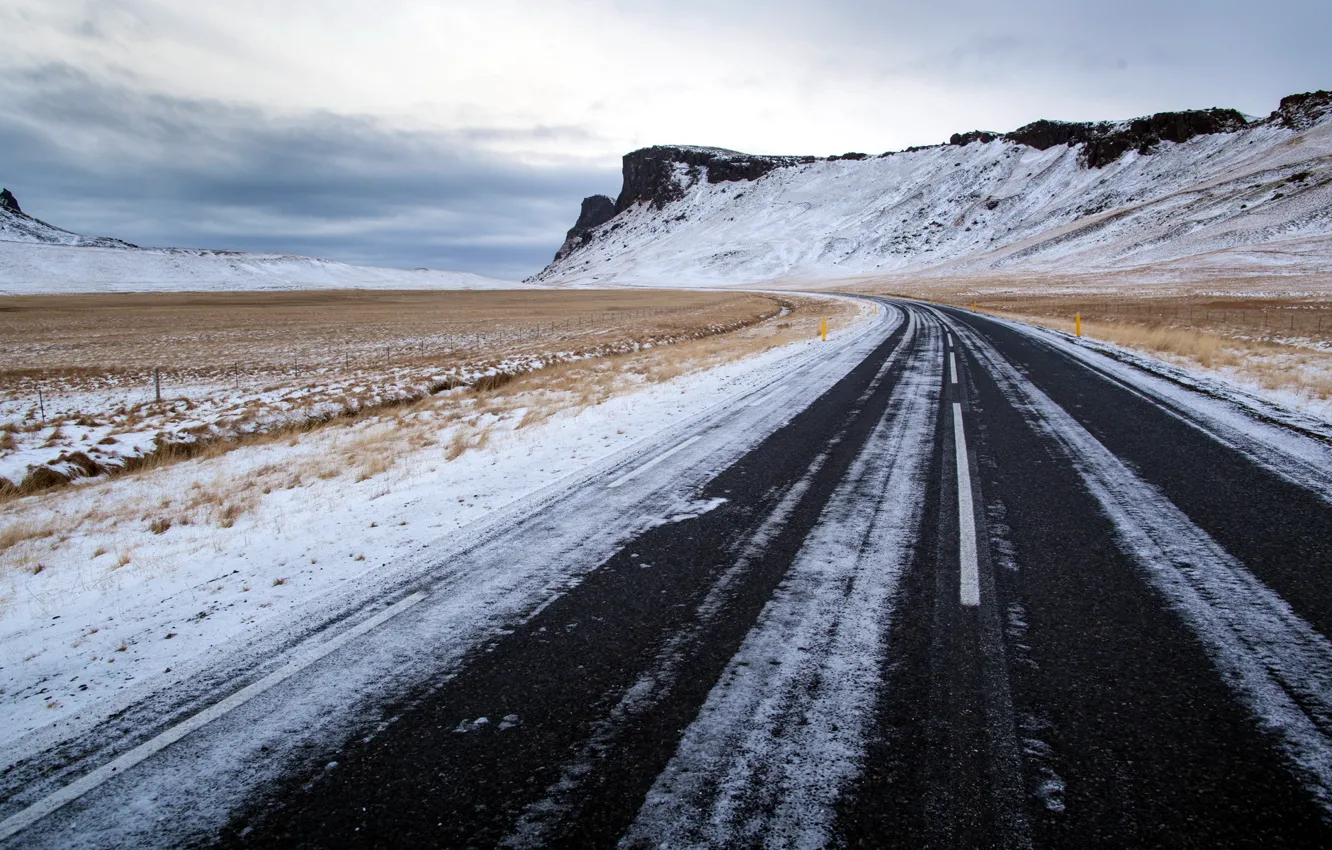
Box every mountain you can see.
[534,91,1332,287]
[0,190,522,293]
[0,188,138,249]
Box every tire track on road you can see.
[955,314,1332,827]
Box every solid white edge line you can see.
[953,403,980,607]
[0,591,428,842]
[607,436,702,489]
[950,352,958,385]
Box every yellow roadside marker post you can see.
[972,301,977,312]
[1075,313,1082,337]
[820,318,828,341]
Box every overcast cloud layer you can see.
[1,0,1329,278]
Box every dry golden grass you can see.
[963,294,1332,347]
[992,311,1332,401]
[1,287,796,499]
[0,517,58,554]
[0,288,780,378]
[0,291,858,582]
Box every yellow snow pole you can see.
[820,318,828,341]
[1075,313,1082,337]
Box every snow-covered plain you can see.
[536,109,1332,289]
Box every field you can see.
[955,293,1332,347]
[0,289,852,494]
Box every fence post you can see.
[37,386,45,424]
[154,367,161,402]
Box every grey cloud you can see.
[635,0,1331,116]
[0,65,620,279]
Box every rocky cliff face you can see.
[0,188,21,214]
[1003,108,1249,167]
[614,146,816,212]
[549,146,819,262]
[553,194,617,262]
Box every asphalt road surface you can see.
[5,299,1332,848]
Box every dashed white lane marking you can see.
[607,436,703,489]
[950,352,958,385]
[0,591,429,842]
[953,403,980,607]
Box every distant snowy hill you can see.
[535,91,1332,287]
[0,189,522,293]
[0,188,137,249]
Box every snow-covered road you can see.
[4,299,1332,848]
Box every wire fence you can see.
[8,299,785,423]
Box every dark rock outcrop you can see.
[0,188,21,214]
[552,194,618,262]
[615,146,814,212]
[1004,119,1106,151]
[572,194,616,233]
[1269,90,1332,130]
[828,152,870,161]
[1003,108,1247,168]
[949,131,999,146]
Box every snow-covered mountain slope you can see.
[0,189,136,249]
[0,190,522,293]
[535,91,1332,288]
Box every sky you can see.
[1,0,1329,280]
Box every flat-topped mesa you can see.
[615,145,816,212]
[1003,108,1248,167]
[542,89,1332,269]
[0,188,22,215]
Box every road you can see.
[4,298,1332,848]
